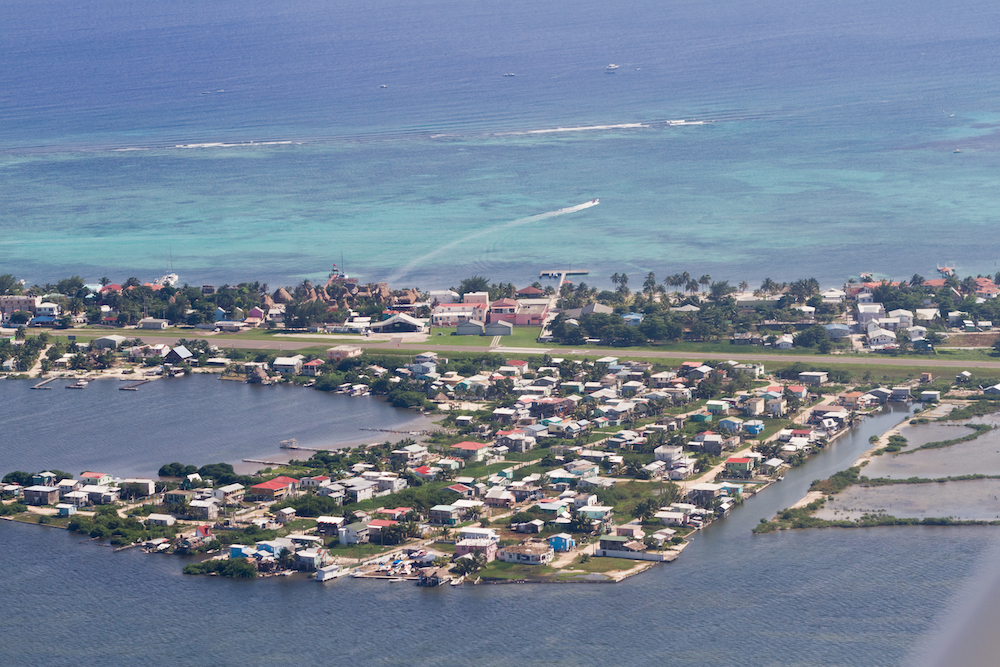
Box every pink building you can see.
[431,302,488,326]
[455,538,498,562]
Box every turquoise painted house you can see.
[690,412,713,423]
[706,400,729,415]
[744,420,765,436]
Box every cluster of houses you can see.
[3,469,253,524]
[0,295,65,327]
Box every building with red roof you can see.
[974,277,1000,298]
[450,441,492,462]
[413,465,438,480]
[301,359,325,376]
[250,476,300,501]
[725,457,754,477]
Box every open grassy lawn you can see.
[566,555,633,573]
[421,327,546,348]
[326,541,398,557]
[479,560,555,580]
[422,329,495,347]
[277,518,317,534]
[10,512,71,528]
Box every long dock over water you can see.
[540,269,589,289]
[31,378,58,390]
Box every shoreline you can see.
[763,401,1000,531]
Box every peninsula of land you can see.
[4,267,1000,583]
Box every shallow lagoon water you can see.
[6,402,1000,666]
[863,421,1000,479]
[817,479,1000,522]
[0,375,431,477]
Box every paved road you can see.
[132,334,1000,370]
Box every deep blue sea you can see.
[3,0,1000,290]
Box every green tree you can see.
[0,274,22,295]
[456,276,490,296]
[284,299,330,329]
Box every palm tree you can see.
[610,273,621,291]
[738,281,749,293]
[643,272,657,298]
[686,279,700,294]
[961,276,977,295]
[759,277,777,297]
[698,274,711,288]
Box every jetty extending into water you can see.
[120,380,152,391]
[540,269,589,289]
[31,378,58,390]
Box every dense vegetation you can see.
[183,557,257,578]
[68,505,179,546]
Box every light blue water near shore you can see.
[3,0,1000,289]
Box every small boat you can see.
[502,72,516,77]
[590,198,599,204]
[380,84,387,88]
[606,64,619,70]
[954,148,962,153]
[153,272,179,287]
[451,575,465,586]
[66,379,88,389]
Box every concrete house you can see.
[498,542,555,565]
[23,485,59,505]
[338,522,370,545]
[272,355,305,374]
[798,371,828,386]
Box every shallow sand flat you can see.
[862,423,1000,479]
[816,479,1000,522]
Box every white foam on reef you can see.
[174,141,300,148]
[514,123,646,135]
[386,200,599,284]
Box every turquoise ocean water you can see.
[3,0,1000,289]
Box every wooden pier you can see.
[120,379,152,391]
[31,378,58,390]
[540,269,589,289]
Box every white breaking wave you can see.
[386,200,599,284]
[174,140,300,148]
[512,123,647,135]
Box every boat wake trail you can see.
[386,200,599,284]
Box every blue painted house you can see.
[719,417,744,433]
[744,420,765,436]
[230,545,255,558]
[549,533,577,552]
[622,313,644,327]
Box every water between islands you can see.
[3,379,999,666]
